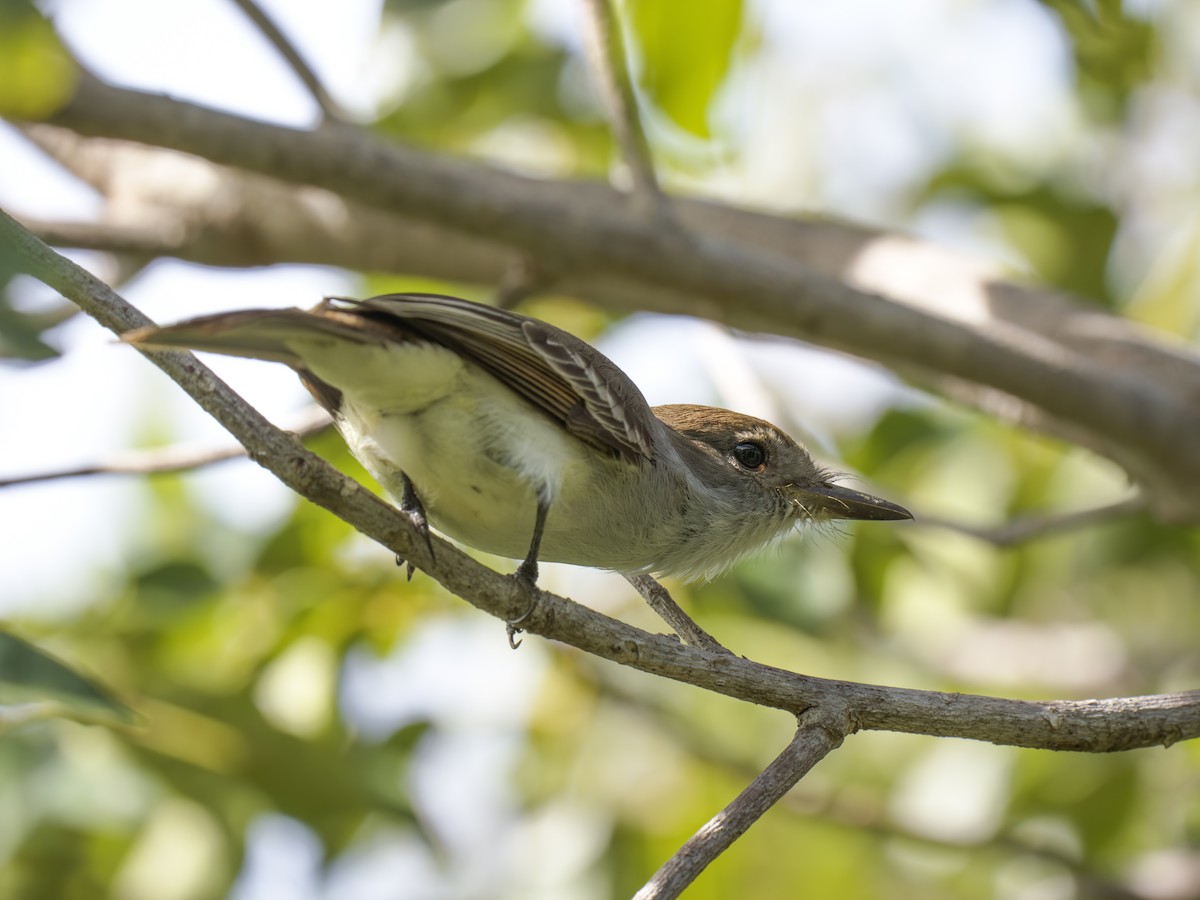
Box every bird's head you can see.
[654,404,912,525]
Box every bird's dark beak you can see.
[790,481,913,522]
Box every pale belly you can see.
[336,370,641,567]
[297,333,682,574]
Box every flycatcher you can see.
[124,293,911,585]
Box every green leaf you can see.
[0,630,135,725]
[0,0,78,119]
[627,0,743,138]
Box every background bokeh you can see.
[2,1,1199,898]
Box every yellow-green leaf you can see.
[0,0,78,119]
[626,0,743,138]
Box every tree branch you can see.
[591,667,1151,900]
[6,208,1198,755]
[227,0,348,124]
[6,202,1200,890]
[579,0,672,221]
[918,495,1147,548]
[624,573,730,654]
[0,406,331,488]
[635,712,845,899]
[26,74,1200,520]
[20,216,188,256]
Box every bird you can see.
[123,293,911,590]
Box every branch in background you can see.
[16,125,1178,508]
[918,495,1147,548]
[0,406,331,489]
[635,714,845,900]
[579,0,673,222]
[22,216,190,257]
[28,76,1200,520]
[227,0,348,125]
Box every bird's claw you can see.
[394,477,434,579]
[505,565,539,650]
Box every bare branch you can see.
[30,75,1200,520]
[8,207,1200,885]
[635,713,844,899]
[5,208,1200,756]
[624,573,730,654]
[22,216,189,256]
[0,406,331,489]
[592,668,1151,900]
[227,0,348,124]
[918,495,1147,548]
[579,0,672,221]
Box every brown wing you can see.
[334,293,659,464]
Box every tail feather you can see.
[121,307,393,366]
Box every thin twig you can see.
[917,495,1146,548]
[0,406,331,489]
[590,667,1149,900]
[22,216,190,256]
[634,712,845,899]
[227,0,348,124]
[579,0,673,222]
[624,573,730,654]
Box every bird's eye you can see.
[732,441,766,470]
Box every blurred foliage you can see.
[0,8,78,365]
[0,0,76,119]
[4,1,1200,899]
[377,0,615,175]
[0,631,133,725]
[627,0,745,138]
[0,289,71,362]
[0,248,78,363]
[1038,0,1158,123]
[919,168,1119,306]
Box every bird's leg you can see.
[394,474,434,581]
[515,499,548,585]
[506,499,549,649]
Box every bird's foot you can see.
[394,477,434,581]
[505,559,540,649]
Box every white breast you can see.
[321,340,590,560]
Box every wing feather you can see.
[337,293,658,463]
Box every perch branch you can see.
[6,209,1200,753]
[5,208,1200,754]
[7,208,1200,894]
